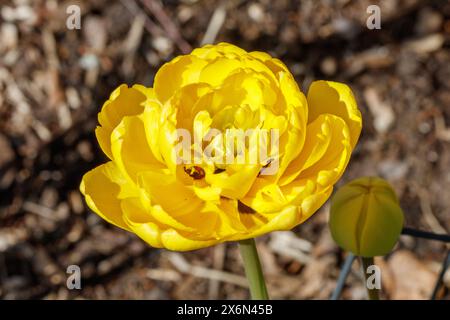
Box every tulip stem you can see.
[361,257,380,300]
[238,238,269,300]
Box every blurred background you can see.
[0,0,449,299]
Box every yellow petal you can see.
[218,71,278,112]
[79,162,133,231]
[307,80,362,149]
[281,114,351,189]
[138,171,204,218]
[171,83,213,133]
[205,165,260,199]
[216,198,250,233]
[110,113,164,182]
[193,184,222,202]
[273,72,308,178]
[161,229,219,251]
[141,100,164,163]
[280,114,335,186]
[121,197,164,248]
[154,55,208,102]
[241,181,287,214]
[199,57,242,87]
[242,206,300,239]
[96,84,150,159]
[299,186,333,223]
[249,51,290,76]
[250,115,350,219]
[191,42,247,59]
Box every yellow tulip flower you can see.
[329,177,404,257]
[80,42,362,251]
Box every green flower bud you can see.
[329,177,404,257]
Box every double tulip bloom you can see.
[80,43,362,251]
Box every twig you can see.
[23,201,57,220]
[208,244,226,299]
[167,252,248,288]
[201,2,227,45]
[413,183,447,234]
[268,231,312,264]
[139,0,192,54]
[146,268,181,282]
[120,0,163,37]
[122,12,146,76]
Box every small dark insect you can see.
[262,158,273,168]
[258,158,273,176]
[184,165,206,179]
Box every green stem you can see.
[238,238,269,300]
[361,257,380,300]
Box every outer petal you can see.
[138,171,203,221]
[307,80,362,149]
[110,113,164,182]
[295,115,351,189]
[243,206,300,239]
[123,197,223,251]
[80,162,134,231]
[121,197,164,248]
[160,229,219,251]
[137,171,238,240]
[274,73,308,179]
[298,186,333,223]
[96,84,152,158]
[280,114,336,186]
[281,114,352,189]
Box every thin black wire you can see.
[402,227,450,242]
[330,253,356,300]
[430,250,450,300]
[330,227,450,300]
